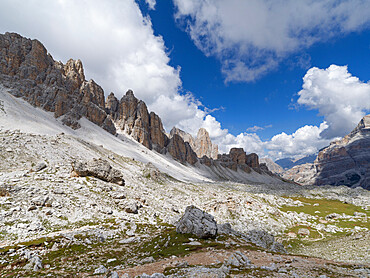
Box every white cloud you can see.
[0,1,365,162]
[266,122,332,160]
[298,65,370,138]
[0,0,209,137]
[173,0,370,82]
[246,125,272,132]
[216,132,265,155]
[145,0,156,10]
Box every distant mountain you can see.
[281,115,370,189]
[259,158,284,174]
[314,115,370,189]
[275,154,316,170]
[0,32,271,180]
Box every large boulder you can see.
[176,205,218,238]
[71,158,124,185]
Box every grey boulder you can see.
[176,205,218,239]
[72,158,125,185]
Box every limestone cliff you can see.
[194,128,218,160]
[170,127,218,159]
[280,115,370,189]
[0,32,115,133]
[0,32,271,172]
[314,115,370,189]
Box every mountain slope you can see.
[0,85,283,185]
[314,115,370,188]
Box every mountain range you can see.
[0,32,369,277]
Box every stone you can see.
[224,251,251,268]
[71,158,125,185]
[246,230,286,253]
[123,201,139,214]
[325,213,341,220]
[119,237,138,244]
[140,256,155,264]
[24,255,43,271]
[94,265,107,274]
[150,274,165,278]
[110,271,119,278]
[297,228,310,236]
[33,161,47,172]
[176,205,218,239]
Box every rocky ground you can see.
[0,129,369,277]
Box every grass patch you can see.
[280,197,369,218]
[133,227,225,260]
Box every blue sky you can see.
[0,0,369,160]
[141,0,370,139]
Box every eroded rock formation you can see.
[0,32,115,133]
[0,32,271,172]
[314,115,370,188]
[194,128,218,160]
[170,127,218,160]
[217,148,260,173]
[166,134,198,165]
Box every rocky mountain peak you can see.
[314,114,370,188]
[125,89,135,97]
[0,32,115,133]
[351,114,370,135]
[170,127,218,160]
[195,128,218,160]
[0,32,271,174]
[64,58,85,90]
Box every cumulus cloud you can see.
[0,0,208,134]
[173,0,370,82]
[246,125,272,132]
[266,122,332,160]
[298,65,370,138]
[0,1,364,161]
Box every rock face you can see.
[170,127,218,159]
[217,148,260,173]
[314,115,370,189]
[0,32,196,164]
[166,134,198,165]
[106,90,170,153]
[282,115,370,188]
[194,128,218,160]
[170,127,195,148]
[0,32,115,133]
[0,32,273,174]
[281,163,316,185]
[71,158,125,185]
[259,158,284,174]
[176,205,218,238]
